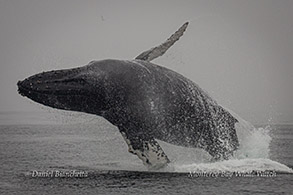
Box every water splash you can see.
[159,109,293,174]
[235,125,271,159]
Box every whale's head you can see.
[17,61,108,115]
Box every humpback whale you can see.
[17,22,240,170]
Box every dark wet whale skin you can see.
[18,59,239,160]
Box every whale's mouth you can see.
[17,66,91,96]
[16,67,94,111]
[17,66,107,115]
[17,78,92,112]
[17,79,87,97]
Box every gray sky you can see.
[0,0,292,124]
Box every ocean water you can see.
[0,111,292,194]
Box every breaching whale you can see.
[17,22,240,170]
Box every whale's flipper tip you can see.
[135,22,189,62]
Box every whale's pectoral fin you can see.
[120,131,170,170]
[135,22,189,62]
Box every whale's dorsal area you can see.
[135,22,189,62]
[17,22,241,170]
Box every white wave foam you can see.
[170,158,293,173]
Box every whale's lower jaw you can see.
[18,84,60,109]
[18,84,80,112]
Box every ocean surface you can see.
[0,111,292,194]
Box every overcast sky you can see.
[0,0,292,124]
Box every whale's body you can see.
[18,59,239,169]
[17,22,243,169]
